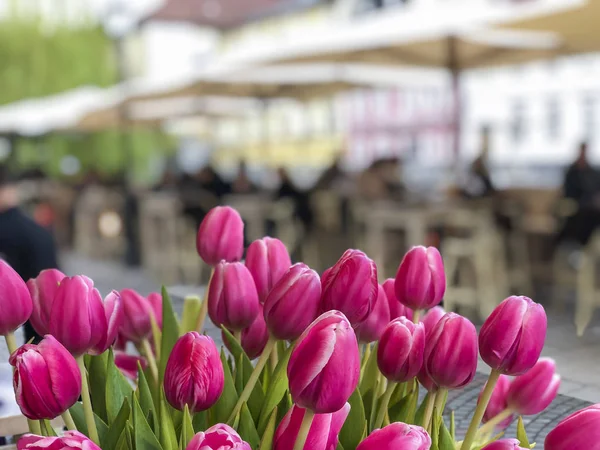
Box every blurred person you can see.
[277,167,313,231]
[314,155,345,191]
[461,127,495,199]
[0,166,59,344]
[181,165,231,228]
[358,157,405,201]
[555,141,600,247]
[231,161,258,194]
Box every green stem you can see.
[4,332,18,355]
[412,310,421,324]
[141,339,159,384]
[423,392,437,430]
[434,387,447,419]
[233,330,242,343]
[478,408,514,436]
[27,418,41,435]
[293,409,315,450]
[196,269,214,332]
[374,381,396,430]
[461,370,501,450]
[270,344,278,373]
[62,409,77,431]
[77,356,100,444]
[226,337,276,424]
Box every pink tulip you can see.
[355,285,391,343]
[479,295,547,376]
[147,292,163,328]
[394,246,446,311]
[223,305,269,360]
[507,357,560,415]
[48,276,107,357]
[424,312,478,389]
[119,288,154,344]
[382,278,413,320]
[91,290,124,354]
[421,306,445,332]
[164,332,224,413]
[481,439,528,450]
[27,268,65,336]
[320,249,378,326]
[545,404,600,450]
[196,206,244,266]
[246,237,292,303]
[264,263,321,341]
[378,317,425,383]
[114,351,147,380]
[321,267,332,288]
[288,311,360,414]
[10,335,81,420]
[356,423,431,450]
[18,431,101,450]
[482,375,513,429]
[417,368,438,393]
[274,403,350,450]
[186,424,251,450]
[208,261,260,331]
[0,260,33,336]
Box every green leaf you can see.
[115,426,132,450]
[414,392,431,427]
[210,349,239,425]
[132,394,163,450]
[159,391,178,450]
[159,286,181,386]
[180,296,202,334]
[438,420,455,450]
[69,402,109,444]
[137,364,158,432]
[389,387,417,425]
[517,416,531,448]
[88,352,109,423]
[359,343,379,395]
[339,389,366,450]
[150,315,163,362]
[258,408,278,450]
[192,411,207,433]
[221,326,265,422]
[179,405,195,450]
[103,398,131,450]
[235,353,245,395]
[361,389,375,427]
[238,403,260,449]
[106,349,134,423]
[257,345,293,435]
[450,411,455,441]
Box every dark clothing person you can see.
[0,207,59,343]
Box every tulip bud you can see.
[10,335,81,420]
[481,439,528,450]
[186,424,251,450]
[274,403,350,450]
[208,261,260,331]
[18,431,101,450]
[288,311,360,413]
[479,295,547,375]
[246,237,292,303]
[482,374,513,429]
[264,263,321,341]
[164,332,224,413]
[394,246,446,311]
[27,268,65,336]
[321,267,332,288]
[320,249,378,326]
[120,288,153,344]
[0,260,33,336]
[356,423,431,450]
[223,304,269,360]
[355,285,391,343]
[114,351,147,381]
[147,292,163,328]
[421,306,445,332]
[417,367,438,393]
[545,404,600,450]
[196,206,244,266]
[507,357,560,415]
[382,278,413,321]
[49,276,107,356]
[92,291,124,354]
[424,313,478,389]
[378,317,425,383]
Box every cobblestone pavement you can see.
[2,252,600,448]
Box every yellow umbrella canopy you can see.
[501,0,600,56]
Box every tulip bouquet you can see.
[0,205,597,450]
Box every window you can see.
[511,99,526,143]
[546,96,560,140]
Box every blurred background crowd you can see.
[2,0,600,337]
